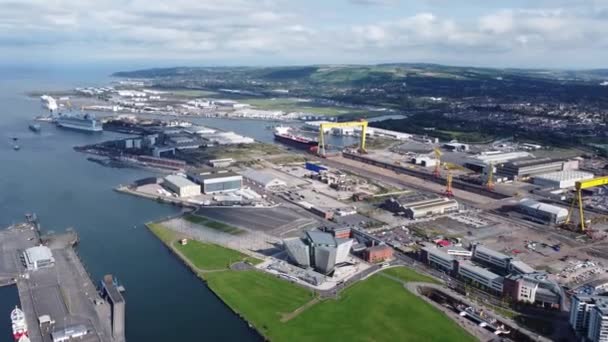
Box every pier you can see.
[0,216,125,342]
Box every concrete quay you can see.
[0,218,125,342]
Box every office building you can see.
[570,296,601,338]
[363,245,393,263]
[457,261,504,293]
[588,299,608,342]
[503,273,562,309]
[508,260,535,275]
[188,170,243,194]
[22,246,55,271]
[472,244,511,270]
[421,245,457,273]
[163,175,200,197]
[283,230,353,275]
[516,198,568,224]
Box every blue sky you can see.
[0,0,607,69]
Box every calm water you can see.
[0,67,260,341]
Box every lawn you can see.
[205,268,474,342]
[205,270,315,331]
[184,214,244,235]
[174,239,256,270]
[279,274,475,342]
[381,266,441,284]
[147,223,180,244]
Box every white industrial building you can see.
[188,170,242,194]
[516,198,568,224]
[466,151,531,166]
[22,246,55,270]
[411,156,438,168]
[163,175,201,197]
[404,198,459,219]
[457,261,504,293]
[242,169,287,189]
[383,197,459,219]
[533,170,594,189]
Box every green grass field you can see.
[278,274,475,342]
[206,269,473,341]
[173,239,257,270]
[149,222,473,341]
[381,266,441,284]
[148,222,260,270]
[184,214,244,235]
[205,270,315,331]
[147,223,179,244]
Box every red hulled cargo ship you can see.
[273,126,318,150]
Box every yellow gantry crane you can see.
[485,162,495,191]
[318,120,368,156]
[433,148,442,178]
[566,176,608,231]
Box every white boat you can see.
[11,306,28,341]
[40,95,58,112]
[56,113,103,132]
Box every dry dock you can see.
[0,217,125,342]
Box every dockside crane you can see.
[445,169,454,197]
[318,120,368,157]
[565,176,608,231]
[433,148,442,178]
[485,162,495,191]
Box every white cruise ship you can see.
[56,113,103,132]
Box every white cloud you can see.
[0,0,607,67]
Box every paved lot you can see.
[0,224,117,342]
[196,206,317,236]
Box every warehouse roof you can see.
[165,174,198,188]
[242,169,286,187]
[533,170,594,182]
[519,198,568,216]
[24,246,54,263]
[190,171,241,181]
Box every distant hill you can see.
[112,63,608,84]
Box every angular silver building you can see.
[283,230,353,275]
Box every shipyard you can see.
[27,90,608,340]
[0,215,125,342]
[1,24,606,340]
[34,83,608,340]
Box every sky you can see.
[1,0,607,69]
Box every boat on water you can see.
[11,306,28,341]
[13,144,20,150]
[28,123,41,133]
[56,113,103,132]
[273,126,318,151]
